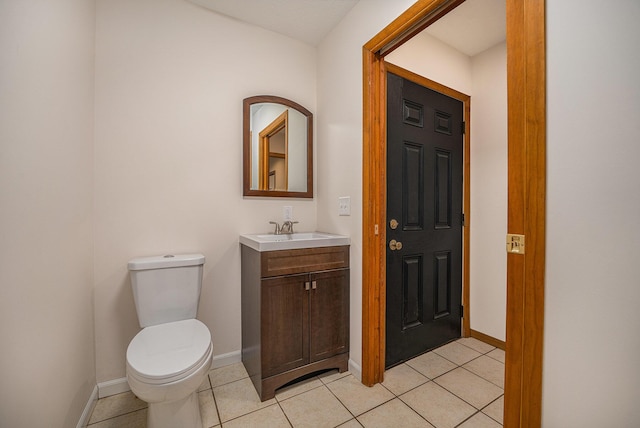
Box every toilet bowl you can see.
[126,319,212,428]
[125,254,211,428]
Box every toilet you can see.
[126,254,212,428]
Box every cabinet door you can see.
[309,269,350,363]
[261,274,309,377]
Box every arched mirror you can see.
[243,96,313,198]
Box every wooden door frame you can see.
[361,0,545,426]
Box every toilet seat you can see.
[127,319,212,385]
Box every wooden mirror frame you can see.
[243,95,313,198]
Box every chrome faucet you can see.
[280,220,298,234]
[269,221,281,235]
[269,220,299,235]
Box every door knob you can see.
[389,219,399,230]
[389,239,403,251]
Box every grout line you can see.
[275,400,295,428]
[86,407,146,427]
[454,409,483,427]
[89,343,504,427]
[479,394,504,426]
[208,387,223,428]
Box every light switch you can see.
[338,197,351,216]
[283,206,293,221]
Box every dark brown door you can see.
[261,274,309,377]
[309,269,350,362]
[385,72,464,368]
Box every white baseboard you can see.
[76,385,98,428]
[348,358,362,381]
[97,350,243,398]
[211,350,242,369]
[97,377,130,398]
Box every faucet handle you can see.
[289,221,299,233]
[269,221,281,235]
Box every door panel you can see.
[261,274,309,377]
[403,142,424,230]
[402,255,423,329]
[309,269,350,362]
[386,72,463,368]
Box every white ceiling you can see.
[424,0,505,56]
[188,0,359,46]
[188,0,505,55]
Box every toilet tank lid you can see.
[128,254,205,271]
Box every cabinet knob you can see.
[305,281,310,291]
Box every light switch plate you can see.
[283,206,293,221]
[338,196,351,216]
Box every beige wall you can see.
[93,0,318,383]
[544,0,640,425]
[386,30,472,94]
[469,42,507,341]
[316,0,506,375]
[3,1,639,425]
[0,0,97,426]
[316,0,423,374]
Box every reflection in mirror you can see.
[243,96,313,198]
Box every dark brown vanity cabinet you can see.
[241,245,349,401]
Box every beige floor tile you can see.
[199,389,221,427]
[401,382,476,428]
[326,374,394,416]
[456,338,496,354]
[405,351,457,379]
[338,419,363,428]
[88,408,147,428]
[317,369,351,385]
[482,396,504,425]
[434,368,503,410]
[358,398,434,428]
[213,377,275,422]
[200,375,213,392]
[276,376,324,401]
[222,404,291,428]
[381,364,428,396]
[279,385,352,428]
[457,412,501,428]
[433,342,482,366]
[487,348,505,364]
[209,362,249,388]
[463,356,505,388]
[88,391,147,424]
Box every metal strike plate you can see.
[506,234,525,254]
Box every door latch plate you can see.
[506,234,525,254]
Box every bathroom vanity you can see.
[240,234,350,401]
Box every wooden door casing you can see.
[362,0,546,425]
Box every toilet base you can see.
[147,390,202,428]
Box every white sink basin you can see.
[240,232,350,252]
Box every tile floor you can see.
[87,337,504,428]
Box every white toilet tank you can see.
[128,254,205,328]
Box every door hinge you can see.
[460,305,464,318]
[461,121,466,135]
[461,213,465,227]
